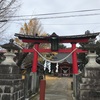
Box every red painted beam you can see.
[23,48,87,53]
[23,49,34,52]
[22,39,49,43]
[22,38,89,43]
[39,49,51,52]
[76,49,87,53]
[60,38,89,43]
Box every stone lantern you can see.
[1,39,21,65]
[82,38,100,73]
[79,38,100,100]
[0,39,25,100]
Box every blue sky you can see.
[5,0,100,40]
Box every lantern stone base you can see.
[79,68,100,100]
[0,65,24,100]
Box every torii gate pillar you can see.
[32,43,39,72]
[72,43,78,74]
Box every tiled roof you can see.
[52,53,72,63]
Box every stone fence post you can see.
[0,51,25,100]
[73,71,82,99]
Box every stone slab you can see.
[80,83,100,90]
[0,74,22,79]
[0,65,20,74]
[82,77,100,84]
[80,90,100,100]
[84,68,100,78]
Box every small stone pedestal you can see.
[0,52,24,100]
[79,52,100,100]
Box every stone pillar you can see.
[0,51,25,100]
[31,72,37,93]
[73,71,82,99]
[79,52,100,100]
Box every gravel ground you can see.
[30,76,73,100]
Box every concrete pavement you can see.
[30,76,73,100]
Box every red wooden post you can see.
[40,79,46,100]
[32,44,39,72]
[72,43,78,74]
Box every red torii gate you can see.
[15,32,99,74]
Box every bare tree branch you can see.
[0,0,20,34]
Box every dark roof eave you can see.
[15,32,99,40]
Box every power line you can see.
[6,13,100,22]
[8,19,100,26]
[10,21,100,26]
[42,23,100,26]
[2,8,100,18]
